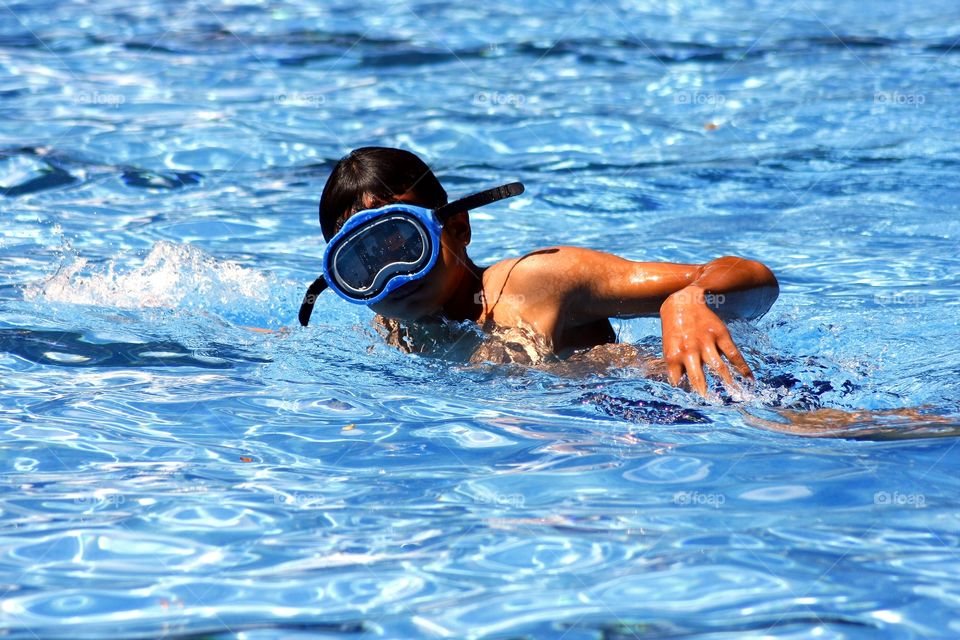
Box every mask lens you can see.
[333,215,427,294]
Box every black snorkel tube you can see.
[298,181,524,327]
[298,276,329,327]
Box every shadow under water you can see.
[0,328,270,369]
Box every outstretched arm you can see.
[504,247,779,396]
[581,252,778,322]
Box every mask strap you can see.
[298,276,328,327]
[434,182,524,221]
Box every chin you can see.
[372,301,434,322]
[386,309,423,322]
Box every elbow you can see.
[716,255,779,290]
[743,258,779,316]
[752,282,779,319]
[714,256,779,320]
[751,259,779,292]
[747,260,779,319]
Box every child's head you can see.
[319,147,448,241]
[319,147,476,321]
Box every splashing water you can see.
[23,241,287,327]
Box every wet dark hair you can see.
[319,147,448,241]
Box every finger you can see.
[667,360,683,387]
[717,334,754,380]
[703,342,737,391]
[683,352,708,397]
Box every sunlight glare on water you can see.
[1,0,960,638]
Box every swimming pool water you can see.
[2,0,960,637]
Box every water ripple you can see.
[2,0,960,638]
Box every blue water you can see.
[2,1,960,638]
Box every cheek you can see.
[409,262,453,310]
[404,266,447,300]
[434,242,462,287]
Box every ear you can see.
[444,211,472,246]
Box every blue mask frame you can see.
[299,181,524,326]
[323,202,442,305]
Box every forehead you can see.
[360,189,420,210]
[337,190,424,234]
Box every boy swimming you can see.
[299,146,779,398]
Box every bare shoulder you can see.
[482,247,579,296]
[483,246,605,280]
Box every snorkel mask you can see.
[298,181,524,326]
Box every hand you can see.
[659,286,754,397]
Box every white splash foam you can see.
[25,240,272,313]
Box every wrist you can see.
[663,284,706,309]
